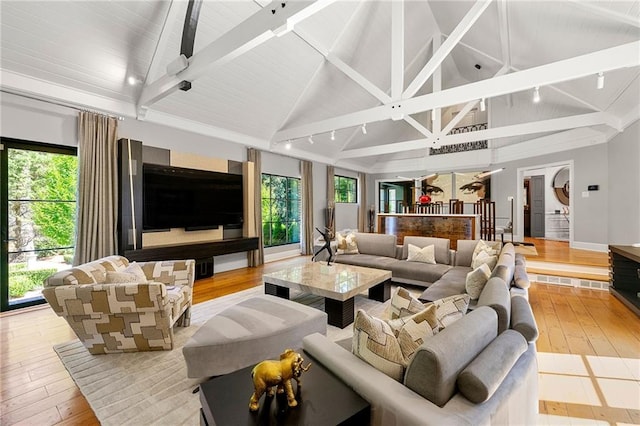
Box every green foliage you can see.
[261,174,301,247]
[9,267,57,298]
[335,175,357,203]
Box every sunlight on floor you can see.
[538,352,640,424]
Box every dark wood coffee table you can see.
[199,350,370,426]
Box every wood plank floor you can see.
[1,242,636,426]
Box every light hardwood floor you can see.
[1,240,638,425]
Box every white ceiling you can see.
[1,0,639,173]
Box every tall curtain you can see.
[358,171,368,232]
[247,148,264,267]
[301,160,314,255]
[326,165,335,236]
[73,111,118,265]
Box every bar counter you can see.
[377,213,480,249]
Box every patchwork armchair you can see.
[42,255,195,354]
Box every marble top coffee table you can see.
[263,262,392,328]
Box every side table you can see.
[199,350,370,426]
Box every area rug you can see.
[54,285,389,426]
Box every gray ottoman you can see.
[183,294,328,378]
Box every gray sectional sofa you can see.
[333,233,529,305]
[303,238,539,425]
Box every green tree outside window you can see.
[334,175,357,203]
[261,174,301,247]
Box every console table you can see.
[609,245,640,316]
[124,237,259,279]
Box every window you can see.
[261,174,300,247]
[1,139,78,311]
[335,175,357,203]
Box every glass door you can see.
[1,138,77,311]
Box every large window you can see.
[261,174,300,247]
[335,175,357,203]
[1,139,78,311]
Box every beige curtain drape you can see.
[326,165,335,236]
[73,111,118,265]
[358,171,368,232]
[301,160,314,255]
[247,148,264,267]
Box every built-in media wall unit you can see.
[117,138,258,279]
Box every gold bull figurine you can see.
[249,349,312,412]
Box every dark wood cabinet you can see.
[609,245,640,316]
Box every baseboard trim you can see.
[571,241,608,252]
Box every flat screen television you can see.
[143,163,243,231]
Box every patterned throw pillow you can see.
[471,250,498,270]
[352,309,407,381]
[389,287,425,319]
[406,244,436,264]
[122,262,148,283]
[392,305,438,360]
[465,263,492,300]
[336,232,359,254]
[427,294,471,330]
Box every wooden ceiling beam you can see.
[391,0,405,100]
[273,40,639,142]
[403,0,493,99]
[138,0,336,110]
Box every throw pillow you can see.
[389,287,425,319]
[105,271,139,284]
[336,232,359,254]
[406,244,436,264]
[471,250,498,270]
[394,305,438,360]
[465,263,492,300]
[427,294,471,330]
[122,262,148,283]
[352,309,406,381]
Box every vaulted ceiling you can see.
[1,1,639,173]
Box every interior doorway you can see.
[516,160,573,246]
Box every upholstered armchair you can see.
[42,255,195,354]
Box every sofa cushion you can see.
[354,233,397,258]
[402,236,450,265]
[389,287,425,319]
[404,307,498,407]
[352,309,406,381]
[477,277,511,334]
[407,244,436,264]
[334,254,399,271]
[336,232,359,254]
[419,267,470,302]
[465,263,492,300]
[457,330,528,403]
[390,261,452,284]
[510,295,539,342]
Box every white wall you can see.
[608,119,640,245]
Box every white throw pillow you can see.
[407,244,436,264]
[472,240,498,264]
[122,262,148,283]
[336,232,359,254]
[105,271,139,284]
[465,263,492,300]
[471,250,497,270]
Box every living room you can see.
[1,1,640,425]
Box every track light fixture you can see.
[480,98,486,112]
[597,72,604,90]
[331,130,335,141]
[308,135,314,144]
[533,87,541,104]
[431,109,437,122]
[285,140,292,150]
[361,123,367,135]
